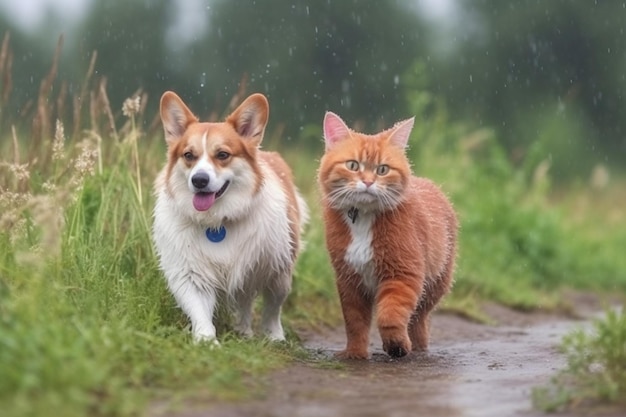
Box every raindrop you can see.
[393,75,399,86]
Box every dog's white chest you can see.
[344,211,378,293]
[152,182,293,296]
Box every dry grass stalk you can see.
[30,35,64,163]
[72,50,97,141]
[1,120,98,262]
[56,80,68,130]
[0,32,9,83]
[0,36,154,262]
[98,77,118,140]
[0,31,12,114]
[222,73,249,120]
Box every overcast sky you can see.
[0,0,92,32]
[0,0,456,32]
[0,0,457,57]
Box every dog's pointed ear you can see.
[227,93,269,143]
[160,91,198,145]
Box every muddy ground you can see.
[161,294,623,417]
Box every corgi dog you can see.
[152,91,308,343]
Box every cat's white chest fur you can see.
[344,210,378,293]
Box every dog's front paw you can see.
[193,331,220,348]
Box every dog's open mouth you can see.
[192,181,230,212]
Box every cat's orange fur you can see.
[318,112,458,359]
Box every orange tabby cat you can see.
[318,112,458,359]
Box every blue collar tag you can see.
[206,226,226,243]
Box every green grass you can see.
[0,132,311,417]
[1,69,626,416]
[533,308,626,412]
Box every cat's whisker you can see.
[328,186,354,209]
[378,187,403,211]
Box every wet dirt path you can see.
[165,302,619,417]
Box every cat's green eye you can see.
[376,164,390,176]
[346,160,360,171]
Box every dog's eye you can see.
[345,160,359,171]
[183,152,195,161]
[215,151,230,161]
[376,164,390,176]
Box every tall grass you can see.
[0,36,308,417]
[0,106,301,417]
[1,35,625,416]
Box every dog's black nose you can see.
[191,172,210,189]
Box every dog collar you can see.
[206,226,226,243]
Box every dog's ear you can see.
[227,93,269,143]
[160,91,198,145]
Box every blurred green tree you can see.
[1,0,625,178]
[76,0,169,113]
[173,0,429,139]
[427,0,626,175]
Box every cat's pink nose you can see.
[363,181,374,188]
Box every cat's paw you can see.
[334,349,369,360]
[382,338,411,358]
[380,326,411,358]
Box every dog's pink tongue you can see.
[193,192,216,211]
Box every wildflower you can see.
[9,162,30,182]
[52,119,65,161]
[122,96,141,118]
[42,180,57,193]
[9,217,26,245]
[73,139,98,178]
[0,188,31,210]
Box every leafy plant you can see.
[534,308,626,412]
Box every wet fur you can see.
[318,112,458,359]
[153,91,308,343]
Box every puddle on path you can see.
[163,305,611,417]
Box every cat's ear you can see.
[388,117,415,149]
[323,112,351,150]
